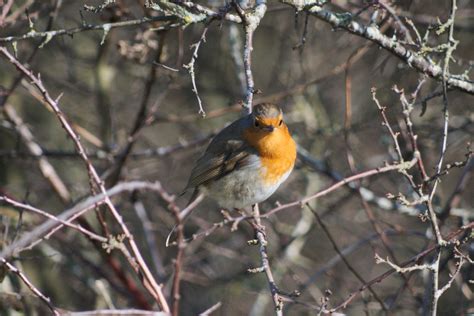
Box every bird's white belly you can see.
[204,162,292,209]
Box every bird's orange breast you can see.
[243,124,297,184]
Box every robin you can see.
[183,103,297,210]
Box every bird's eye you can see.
[254,120,260,127]
[278,119,283,126]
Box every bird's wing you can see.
[184,138,256,191]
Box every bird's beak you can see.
[262,125,274,132]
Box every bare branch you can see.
[281,0,474,95]
[0,257,60,315]
[238,0,267,112]
[0,16,177,44]
[184,25,210,117]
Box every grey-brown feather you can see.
[183,115,255,193]
[252,103,281,118]
[183,103,284,195]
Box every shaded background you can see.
[0,0,473,315]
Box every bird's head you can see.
[242,103,295,159]
[250,103,285,133]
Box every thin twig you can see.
[0,196,106,242]
[184,25,210,117]
[328,222,473,313]
[0,16,178,43]
[248,229,284,315]
[308,205,387,311]
[199,301,222,316]
[2,104,71,202]
[0,257,60,315]
[238,0,267,113]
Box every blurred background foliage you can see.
[0,0,473,315]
